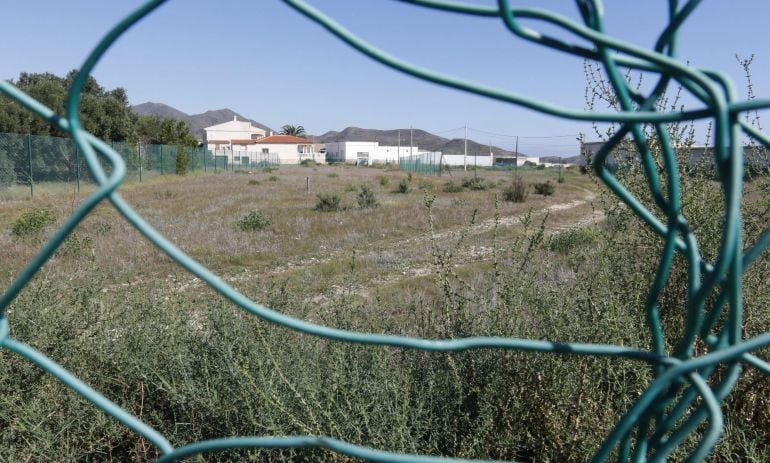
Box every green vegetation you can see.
[0,165,767,461]
[0,71,195,146]
[396,178,410,194]
[175,145,189,175]
[462,176,495,191]
[280,124,306,137]
[315,193,343,211]
[502,176,528,202]
[236,210,271,231]
[534,180,555,196]
[11,208,56,236]
[379,175,389,187]
[356,184,378,209]
[300,159,316,167]
[442,181,464,193]
[548,226,600,254]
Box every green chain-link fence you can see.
[0,131,280,195]
[398,151,444,176]
[1,0,770,462]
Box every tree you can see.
[280,124,305,137]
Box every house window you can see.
[262,148,269,154]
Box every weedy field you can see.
[0,164,768,462]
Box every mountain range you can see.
[131,102,571,160]
[310,127,525,158]
[131,102,274,140]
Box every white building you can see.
[325,141,418,165]
[204,116,266,151]
[253,135,320,164]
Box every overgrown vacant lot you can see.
[1,165,768,462]
[0,165,596,314]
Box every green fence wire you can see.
[0,132,280,195]
[1,0,770,462]
[398,151,443,176]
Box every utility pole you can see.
[515,135,519,172]
[464,125,467,172]
[398,130,401,158]
[410,126,413,157]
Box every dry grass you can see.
[0,165,599,309]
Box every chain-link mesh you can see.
[1,0,770,461]
[0,132,281,193]
[398,151,443,176]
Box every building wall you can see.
[441,154,494,167]
[254,144,322,164]
[204,120,266,149]
[325,142,417,164]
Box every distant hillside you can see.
[131,104,532,157]
[131,102,273,140]
[312,127,526,158]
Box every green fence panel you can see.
[1,1,770,462]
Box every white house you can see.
[325,141,418,165]
[204,116,266,151]
[253,135,320,164]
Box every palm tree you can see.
[280,124,306,137]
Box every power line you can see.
[466,126,579,139]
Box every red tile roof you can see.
[231,139,258,144]
[254,135,312,144]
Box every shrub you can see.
[503,176,529,202]
[236,210,271,231]
[407,172,413,182]
[442,181,464,193]
[379,175,389,187]
[357,185,379,209]
[536,164,546,170]
[344,184,358,192]
[248,179,260,185]
[418,182,434,191]
[175,146,189,175]
[523,160,537,167]
[12,208,56,237]
[268,175,279,182]
[548,226,601,254]
[557,167,566,184]
[262,167,277,173]
[315,193,342,212]
[300,159,316,167]
[396,178,411,194]
[534,181,555,196]
[153,189,177,200]
[462,176,495,191]
[328,172,339,178]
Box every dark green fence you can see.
[0,132,280,194]
[398,151,443,176]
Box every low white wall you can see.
[441,154,494,167]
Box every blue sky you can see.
[2,1,769,156]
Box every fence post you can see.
[27,133,34,197]
[138,143,143,183]
[75,145,81,192]
[160,145,164,175]
[202,147,206,172]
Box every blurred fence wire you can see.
[1,0,770,462]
